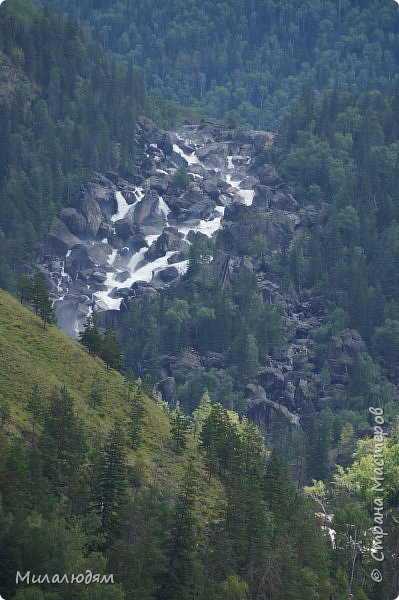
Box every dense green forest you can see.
[0,0,146,290]
[273,83,399,343]
[0,290,334,599]
[114,84,399,470]
[1,0,399,597]
[36,0,399,127]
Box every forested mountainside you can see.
[2,0,399,598]
[37,0,399,127]
[0,0,146,290]
[0,290,334,599]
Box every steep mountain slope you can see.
[37,0,399,127]
[0,0,145,290]
[0,289,166,451]
[0,290,333,599]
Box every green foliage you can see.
[38,386,86,485]
[79,315,102,356]
[37,0,399,128]
[129,385,146,450]
[27,383,44,435]
[170,402,189,453]
[94,424,128,545]
[100,328,123,371]
[171,167,190,191]
[88,374,104,409]
[0,0,146,290]
[0,396,11,429]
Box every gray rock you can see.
[256,164,280,185]
[271,191,298,212]
[258,367,285,394]
[65,244,96,279]
[133,190,167,233]
[240,175,259,189]
[44,219,81,256]
[92,271,108,283]
[156,377,177,405]
[80,195,103,237]
[59,208,88,237]
[203,177,220,199]
[253,185,275,209]
[158,266,179,282]
[115,270,131,283]
[114,218,137,242]
[202,352,226,369]
[83,180,117,221]
[145,175,170,194]
[146,228,189,261]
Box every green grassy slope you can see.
[0,289,218,494]
[0,290,164,443]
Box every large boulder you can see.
[82,179,117,222]
[146,227,189,261]
[270,191,298,212]
[65,244,96,280]
[44,219,81,256]
[245,384,300,429]
[327,329,367,383]
[256,164,280,185]
[80,196,103,238]
[158,266,180,282]
[156,377,177,405]
[145,175,170,194]
[59,208,87,237]
[258,367,285,395]
[114,218,137,242]
[133,190,168,233]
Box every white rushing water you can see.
[90,136,256,311]
[111,191,131,222]
[239,189,255,206]
[173,143,200,165]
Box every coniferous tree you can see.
[16,273,33,304]
[27,383,43,436]
[88,373,104,408]
[79,314,102,355]
[95,424,128,545]
[192,389,212,437]
[39,386,86,485]
[159,461,201,600]
[32,272,55,327]
[170,402,189,453]
[130,385,146,450]
[100,328,123,371]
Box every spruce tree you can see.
[159,461,201,600]
[79,314,101,355]
[39,386,86,485]
[16,273,33,304]
[192,389,212,437]
[100,328,122,371]
[32,271,55,327]
[88,373,104,408]
[170,402,189,453]
[27,383,43,436]
[130,386,146,450]
[95,424,128,544]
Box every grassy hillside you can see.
[0,290,163,442]
[0,289,213,494]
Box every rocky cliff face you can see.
[39,118,368,434]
